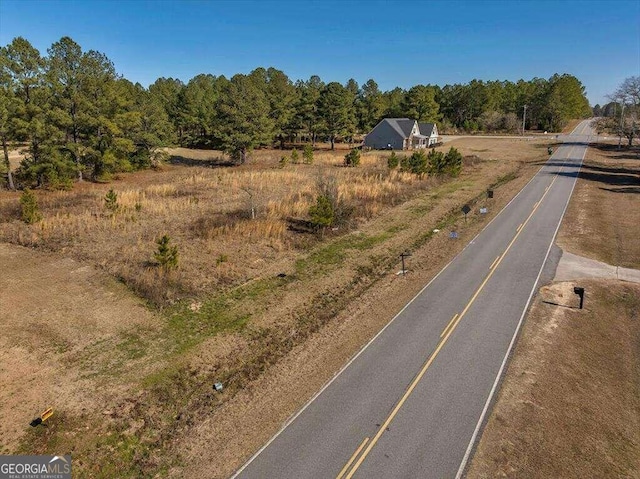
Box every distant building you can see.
[364,118,439,150]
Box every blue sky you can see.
[1,0,638,105]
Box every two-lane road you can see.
[234,121,593,479]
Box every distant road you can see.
[440,133,552,142]
[234,121,593,479]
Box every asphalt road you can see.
[234,121,593,479]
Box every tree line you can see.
[1,36,592,189]
[591,76,639,146]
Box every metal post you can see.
[400,251,411,276]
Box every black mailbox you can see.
[573,287,585,309]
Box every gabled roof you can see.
[372,118,416,139]
[419,123,436,137]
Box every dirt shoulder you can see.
[0,137,552,477]
[465,280,640,478]
[556,141,640,269]
[466,141,640,478]
[175,155,544,478]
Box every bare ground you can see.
[465,280,640,478]
[0,137,553,477]
[556,141,640,269]
[466,140,640,478]
[0,243,163,454]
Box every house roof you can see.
[419,122,437,137]
[376,118,416,139]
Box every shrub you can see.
[309,194,335,228]
[344,149,361,167]
[444,147,463,177]
[317,176,354,227]
[279,155,289,168]
[399,154,410,172]
[427,149,446,176]
[104,189,119,213]
[290,148,299,164]
[20,188,42,224]
[408,151,428,175]
[387,151,399,169]
[154,235,179,269]
[303,144,314,164]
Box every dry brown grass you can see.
[557,140,640,269]
[466,280,640,479]
[0,138,555,477]
[0,148,422,304]
[467,138,640,479]
[0,142,493,305]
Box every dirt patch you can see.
[467,136,640,478]
[173,160,545,478]
[465,280,640,478]
[556,141,640,269]
[0,138,552,476]
[0,243,163,454]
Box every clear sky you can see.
[1,0,638,105]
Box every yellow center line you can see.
[533,201,539,208]
[440,313,459,338]
[343,173,560,479]
[489,255,500,270]
[336,437,369,479]
[516,223,523,232]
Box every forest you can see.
[1,36,592,189]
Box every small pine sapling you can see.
[290,148,299,164]
[303,144,314,164]
[309,194,335,229]
[387,151,399,169]
[104,189,119,213]
[20,188,42,224]
[154,235,179,269]
[344,149,361,167]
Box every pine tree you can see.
[216,73,275,164]
[344,149,361,167]
[444,147,463,177]
[409,151,428,175]
[303,144,314,164]
[154,235,178,269]
[318,82,352,150]
[387,151,399,169]
[309,195,335,229]
[290,148,299,164]
[104,188,118,212]
[427,149,446,176]
[20,188,42,224]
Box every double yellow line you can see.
[337,173,560,479]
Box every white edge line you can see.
[231,134,566,478]
[454,127,587,479]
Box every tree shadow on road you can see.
[554,164,640,193]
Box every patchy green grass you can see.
[295,232,392,276]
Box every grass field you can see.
[0,137,556,477]
[467,139,640,478]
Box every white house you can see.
[364,118,439,150]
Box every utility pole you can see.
[522,105,528,136]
